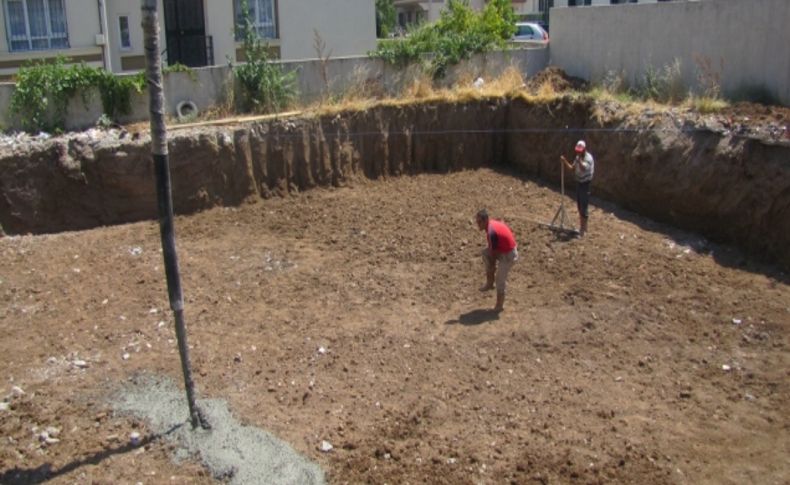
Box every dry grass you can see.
[686,96,729,114]
[128,66,727,132]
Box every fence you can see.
[549,0,790,105]
[0,46,550,132]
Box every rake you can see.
[542,158,579,237]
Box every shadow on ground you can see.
[445,308,502,326]
[0,429,170,484]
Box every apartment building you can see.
[552,0,680,6]
[0,0,376,78]
[393,1,559,29]
[393,0,486,27]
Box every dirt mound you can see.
[524,66,588,94]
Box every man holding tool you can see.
[476,209,518,312]
[561,140,594,237]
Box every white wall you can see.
[550,0,790,104]
[279,0,376,60]
[0,47,550,131]
[553,0,670,6]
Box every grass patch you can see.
[686,96,729,114]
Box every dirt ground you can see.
[1,169,788,484]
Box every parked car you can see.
[513,22,549,43]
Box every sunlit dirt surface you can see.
[1,169,788,484]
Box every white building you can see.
[0,0,376,78]
[551,0,681,6]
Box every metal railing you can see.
[161,34,214,67]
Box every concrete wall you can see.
[279,0,376,60]
[0,47,549,131]
[549,0,790,105]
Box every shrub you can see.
[375,0,396,38]
[371,0,516,78]
[234,0,297,113]
[638,58,685,104]
[8,56,150,133]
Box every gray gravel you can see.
[112,375,325,485]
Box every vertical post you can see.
[141,0,208,430]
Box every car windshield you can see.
[517,25,534,36]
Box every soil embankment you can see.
[0,97,788,268]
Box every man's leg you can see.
[493,249,516,311]
[577,182,590,236]
[480,249,495,291]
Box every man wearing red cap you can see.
[476,209,518,312]
[561,140,595,236]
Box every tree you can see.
[376,0,396,38]
[141,0,209,430]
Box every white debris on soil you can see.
[319,440,333,452]
[0,128,132,155]
[113,375,325,485]
[0,402,9,411]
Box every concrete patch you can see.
[112,375,325,485]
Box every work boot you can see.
[579,217,588,237]
[494,292,505,312]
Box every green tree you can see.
[481,0,517,41]
[371,0,517,78]
[376,0,396,38]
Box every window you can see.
[235,0,276,39]
[517,25,535,36]
[4,0,69,52]
[118,15,131,50]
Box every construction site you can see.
[0,70,788,483]
[1,0,789,483]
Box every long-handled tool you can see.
[542,158,579,237]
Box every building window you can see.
[235,0,276,40]
[3,0,69,52]
[118,15,131,50]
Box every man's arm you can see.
[489,230,499,254]
[578,154,590,171]
[560,155,574,171]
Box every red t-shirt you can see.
[487,220,516,255]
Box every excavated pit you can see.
[1,97,789,484]
[0,97,788,269]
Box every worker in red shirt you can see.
[476,209,518,312]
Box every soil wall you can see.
[1,97,788,268]
[506,97,790,269]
